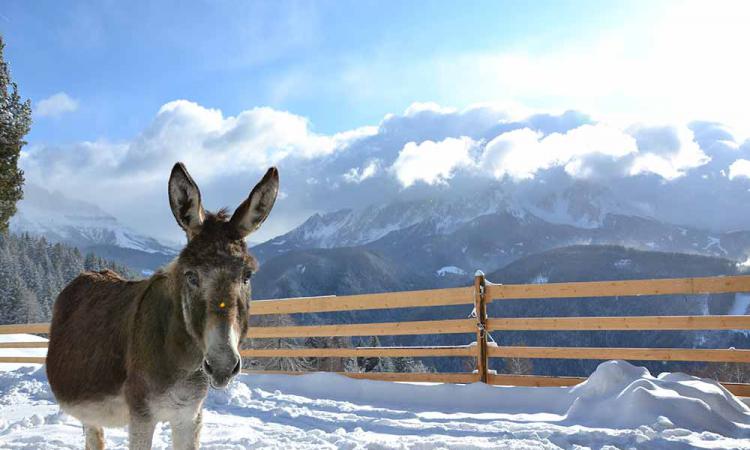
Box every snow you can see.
[730,293,750,316]
[614,258,632,269]
[435,266,467,277]
[0,347,749,449]
[704,236,728,255]
[530,274,549,284]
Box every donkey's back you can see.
[47,269,144,407]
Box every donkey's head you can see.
[168,162,278,388]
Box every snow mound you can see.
[565,360,750,437]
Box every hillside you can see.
[252,247,430,300]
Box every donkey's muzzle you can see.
[203,355,241,389]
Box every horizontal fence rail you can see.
[246,318,476,338]
[487,315,750,331]
[488,346,750,363]
[2,274,750,396]
[0,323,50,334]
[249,286,474,315]
[485,275,750,300]
[241,345,476,358]
[243,369,481,384]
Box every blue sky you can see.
[4,0,659,142]
[4,1,750,243]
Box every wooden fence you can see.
[2,273,750,396]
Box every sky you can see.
[3,0,750,243]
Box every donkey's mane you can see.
[206,207,231,222]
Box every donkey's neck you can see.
[131,272,203,385]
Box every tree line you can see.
[0,232,137,325]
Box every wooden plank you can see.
[0,323,50,334]
[486,275,750,301]
[722,383,750,397]
[488,374,585,387]
[246,318,476,338]
[0,356,46,364]
[241,346,475,358]
[0,342,48,349]
[250,287,474,315]
[340,372,478,383]
[488,346,750,363]
[241,370,479,383]
[488,315,750,331]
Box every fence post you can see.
[474,270,489,383]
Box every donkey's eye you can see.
[185,271,200,288]
[243,270,254,284]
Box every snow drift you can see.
[1,351,749,449]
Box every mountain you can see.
[253,184,750,280]
[9,184,177,272]
[252,247,431,301]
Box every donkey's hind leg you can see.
[84,424,105,450]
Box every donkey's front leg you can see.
[128,415,156,450]
[171,408,203,450]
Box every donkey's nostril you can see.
[203,359,213,375]
[232,358,241,376]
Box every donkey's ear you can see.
[230,167,279,239]
[168,162,205,239]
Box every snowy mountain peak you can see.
[10,183,178,258]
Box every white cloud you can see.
[43,99,371,183]
[481,124,638,180]
[390,137,475,187]
[729,159,750,180]
[403,102,457,117]
[628,125,709,180]
[343,160,380,183]
[137,100,342,178]
[477,122,710,182]
[35,92,79,118]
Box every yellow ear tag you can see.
[219,302,226,309]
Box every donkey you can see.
[46,162,279,450]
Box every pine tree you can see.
[84,252,99,271]
[0,36,29,231]
[358,336,382,372]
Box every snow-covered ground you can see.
[1,336,750,449]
